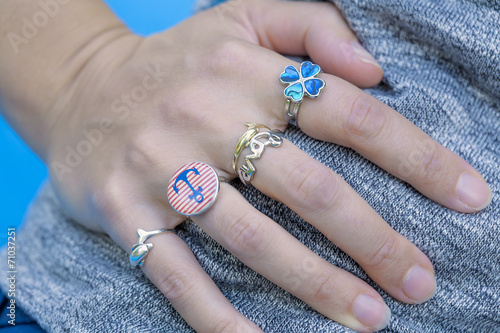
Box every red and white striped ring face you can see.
[167,162,220,216]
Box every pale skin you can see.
[0,0,492,332]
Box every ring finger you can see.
[242,139,437,304]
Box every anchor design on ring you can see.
[173,167,204,203]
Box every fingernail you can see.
[456,173,492,211]
[353,294,391,331]
[350,41,382,68]
[403,265,437,303]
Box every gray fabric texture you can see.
[1,0,499,332]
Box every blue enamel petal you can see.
[284,82,304,102]
[280,66,300,83]
[301,61,321,78]
[304,78,325,98]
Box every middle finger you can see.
[246,138,437,304]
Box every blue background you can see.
[0,0,196,246]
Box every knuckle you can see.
[91,171,129,222]
[342,94,388,145]
[212,317,241,333]
[123,131,163,174]
[365,234,401,270]
[285,161,343,212]
[160,85,210,129]
[413,143,446,184]
[202,39,250,75]
[309,269,339,302]
[223,211,269,259]
[158,268,195,304]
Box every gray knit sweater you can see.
[1,0,499,332]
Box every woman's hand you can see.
[1,0,491,332]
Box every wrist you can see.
[46,27,141,149]
[0,0,139,160]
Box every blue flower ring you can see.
[280,61,325,126]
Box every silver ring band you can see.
[233,123,283,186]
[129,228,175,267]
[284,99,301,127]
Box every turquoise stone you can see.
[301,61,320,78]
[280,66,300,83]
[284,82,304,102]
[281,61,324,102]
[304,78,325,97]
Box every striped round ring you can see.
[167,162,220,216]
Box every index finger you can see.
[235,0,491,213]
[296,75,492,213]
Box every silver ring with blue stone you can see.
[280,61,325,126]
